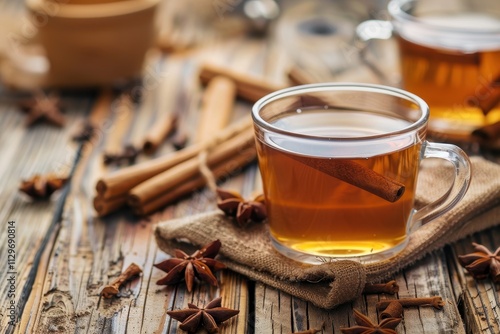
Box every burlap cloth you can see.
[155,156,500,309]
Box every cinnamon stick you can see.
[143,114,177,154]
[195,76,236,143]
[95,116,253,199]
[199,63,284,103]
[287,66,317,86]
[99,263,142,298]
[93,194,128,217]
[89,89,114,126]
[171,90,192,150]
[363,280,399,294]
[376,297,445,310]
[142,79,177,154]
[291,155,405,203]
[128,128,255,207]
[379,301,403,320]
[132,146,256,215]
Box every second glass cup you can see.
[357,0,500,139]
[252,83,471,264]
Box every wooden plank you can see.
[0,94,91,332]
[392,251,465,333]
[254,282,293,334]
[35,85,159,333]
[449,229,500,334]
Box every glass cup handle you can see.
[409,141,472,231]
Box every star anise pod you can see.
[19,174,67,200]
[167,297,239,333]
[19,91,65,127]
[154,240,226,292]
[216,188,267,226]
[458,242,500,282]
[103,144,142,166]
[340,309,401,334]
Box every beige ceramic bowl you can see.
[25,0,160,87]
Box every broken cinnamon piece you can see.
[195,76,236,143]
[100,263,142,298]
[376,296,445,310]
[199,63,285,103]
[363,280,399,294]
[19,174,67,200]
[292,156,405,203]
[379,301,403,320]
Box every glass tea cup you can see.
[252,83,471,264]
[357,0,500,139]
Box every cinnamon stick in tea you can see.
[291,155,405,202]
[128,128,255,206]
[95,116,253,199]
[195,76,236,143]
[199,63,285,103]
[132,146,256,215]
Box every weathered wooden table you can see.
[1,1,499,333]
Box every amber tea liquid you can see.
[398,14,500,136]
[256,110,421,259]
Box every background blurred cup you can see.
[252,83,471,264]
[357,0,500,139]
[26,0,160,87]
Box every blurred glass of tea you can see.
[360,0,500,139]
